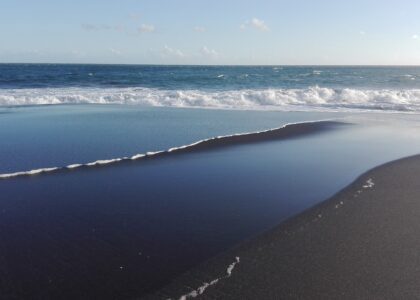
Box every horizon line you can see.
[1,62,420,67]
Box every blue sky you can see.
[1,0,420,65]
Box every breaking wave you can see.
[1,86,420,112]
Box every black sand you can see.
[149,154,420,299]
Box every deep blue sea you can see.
[1,64,420,299]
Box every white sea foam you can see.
[363,178,375,189]
[131,154,145,160]
[2,86,420,112]
[0,167,59,179]
[0,119,333,180]
[67,164,82,169]
[85,158,125,166]
[226,257,240,276]
[176,257,240,300]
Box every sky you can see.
[1,0,420,65]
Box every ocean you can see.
[1,64,420,111]
[1,64,420,299]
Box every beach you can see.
[2,64,420,299]
[149,154,420,299]
[2,0,420,297]
[2,107,420,299]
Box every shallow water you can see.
[0,105,339,173]
[1,106,420,298]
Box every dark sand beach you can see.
[149,154,420,300]
[3,9,420,298]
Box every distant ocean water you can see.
[1,64,420,111]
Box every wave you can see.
[0,120,343,180]
[1,86,420,112]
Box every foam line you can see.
[0,119,343,180]
[363,178,375,189]
[176,257,240,300]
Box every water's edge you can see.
[146,152,420,299]
[0,119,345,180]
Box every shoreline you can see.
[147,154,420,299]
[0,120,343,180]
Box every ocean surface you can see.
[1,64,420,111]
[1,64,420,299]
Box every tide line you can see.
[0,119,340,180]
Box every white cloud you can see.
[163,45,185,58]
[109,48,122,56]
[241,18,270,32]
[250,18,269,31]
[360,30,366,35]
[200,46,219,59]
[81,24,96,31]
[138,24,155,33]
[412,34,419,39]
[194,26,206,32]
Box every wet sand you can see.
[149,154,420,299]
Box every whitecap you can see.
[1,86,420,112]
